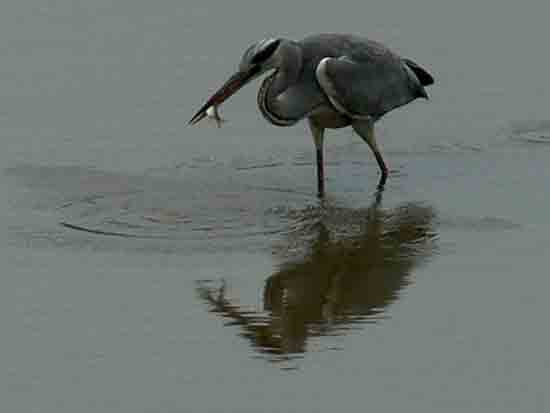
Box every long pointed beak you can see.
[188,68,258,125]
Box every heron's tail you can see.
[403,58,434,87]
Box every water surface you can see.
[1,0,550,412]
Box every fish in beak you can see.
[206,105,225,128]
[188,67,259,125]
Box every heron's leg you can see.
[308,118,325,198]
[352,119,389,189]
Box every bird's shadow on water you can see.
[196,190,439,365]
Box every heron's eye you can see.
[251,40,281,65]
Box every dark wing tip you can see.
[404,58,434,86]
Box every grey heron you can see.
[189,33,434,197]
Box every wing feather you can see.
[315,50,427,119]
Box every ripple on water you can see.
[507,120,550,145]
[5,163,315,253]
[5,155,523,257]
[437,215,521,232]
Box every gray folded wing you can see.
[315,51,427,120]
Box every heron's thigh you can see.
[352,120,379,151]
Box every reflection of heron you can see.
[189,34,434,197]
[196,193,438,361]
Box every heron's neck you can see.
[258,42,302,126]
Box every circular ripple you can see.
[49,164,316,248]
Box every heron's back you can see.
[298,34,433,119]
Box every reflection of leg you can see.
[217,279,227,303]
[352,120,389,189]
[373,185,384,207]
[308,119,325,198]
[322,273,344,324]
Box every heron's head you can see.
[239,38,282,73]
[189,38,282,125]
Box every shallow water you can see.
[1,0,550,412]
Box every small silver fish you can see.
[206,105,225,128]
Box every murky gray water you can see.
[1,0,550,411]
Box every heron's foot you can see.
[376,169,388,190]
